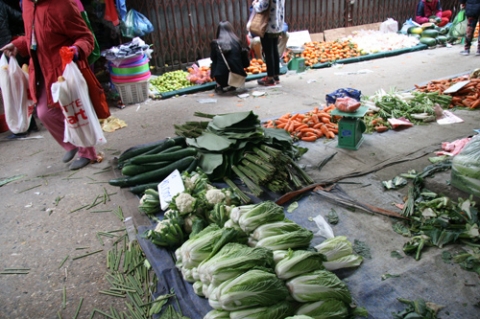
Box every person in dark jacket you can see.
[415,0,452,27]
[459,0,480,55]
[210,21,248,94]
[0,0,23,57]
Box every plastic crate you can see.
[113,80,149,105]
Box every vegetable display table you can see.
[330,105,368,150]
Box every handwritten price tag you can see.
[158,169,185,211]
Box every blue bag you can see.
[326,88,362,105]
[123,9,154,38]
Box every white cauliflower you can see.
[174,192,196,214]
[205,188,225,205]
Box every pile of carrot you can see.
[263,104,339,142]
[414,75,480,109]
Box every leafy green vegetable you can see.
[229,301,294,319]
[353,239,372,259]
[255,228,313,251]
[286,270,352,304]
[322,255,363,271]
[392,298,443,319]
[314,236,353,261]
[236,201,285,234]
[295,299,350,319]
[218,269,289,311]
[197,242,274,286]
[275,249,326,280]
[326,208,339,225]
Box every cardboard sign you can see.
[158,169,185,211]
[286,30,312,47]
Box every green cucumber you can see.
[186,157,199,173]
[129,183,160,195]
[109,156,196,187]
[121,161,172,176]
[130,147,197,165]
[118,136,186,163]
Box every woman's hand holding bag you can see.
[51,47,107,148]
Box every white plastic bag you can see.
[313,215,335,239]
[0,54,34,134]
[51,59,106,148]
[380,18,399,33]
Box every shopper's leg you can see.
[260,36,275,77]
[463,16,477,52]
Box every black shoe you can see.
[28,118,39,133]
[7,132,29,139]
[62,148,78,163]
[273,76,280,84]
[214,86,224,94]
[69,157,91,170]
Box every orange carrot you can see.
[301,136,317,142]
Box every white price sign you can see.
[158,169,185,211]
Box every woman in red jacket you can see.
[415,0,452,27]
[0,0,97,170]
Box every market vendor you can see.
[415,0,452,27]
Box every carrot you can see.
[279,113,291,120]
[319,124,330,136]
[301,136,317,142]
[470,99,480,109]
[312,122,323,129]
[375,125,388,133]
[320,116,331,124]
[276,122,287,129]
[326,130,335,139]
[311,113,320,124]
[295,124,309,131]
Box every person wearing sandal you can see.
[250,0,285,86]
[0,0,97,170]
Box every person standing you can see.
[0,0,97,170]
[0,0,38,139]
[251,0,285,86]
[415,0,452,27]
[459,0,480,56]
[210,21,249,94]
[248,21,290,61]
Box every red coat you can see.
[12,0,94,107]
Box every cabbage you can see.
[251,219,304,241]
[204,309,230,319]
[197,242,274,286]
[229,301,295,319]
[275,249,326,280]
[322,254,363,271]
[286,270,352,304]
[219,269,289,311]
[451,135,480,196]
[295,299,350,319]
[237,201,285,233]
[255,228,313,250]
[178,224,225,269]
[314,236,353,261]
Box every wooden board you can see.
[324,22,383,42]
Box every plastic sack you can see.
[51,47,106,148]
[399,18,420,34]
[122,9,154,38]
[451,134,480,198]
[187,64,212,85]
[449,9,467,38]
[380,18,399,33]
[0,54,34,134]
[313,215,334,239]
[326,88,362,105]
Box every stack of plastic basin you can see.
[110,54,151,104]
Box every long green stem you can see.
[223,177,251,204]
[232,165,263,197]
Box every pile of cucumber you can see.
[109,136,198,194]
